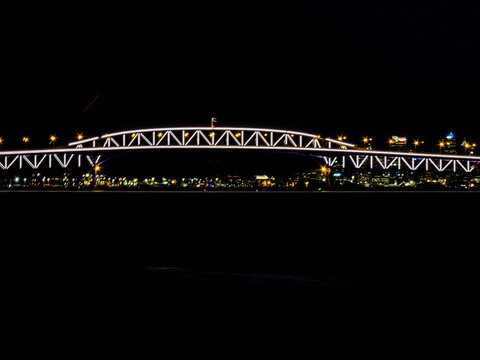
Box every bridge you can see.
[1,126,479,173]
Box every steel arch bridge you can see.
[1,126,479,173]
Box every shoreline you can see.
[1,189,480,194]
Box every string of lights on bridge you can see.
[0,125,479,175]
[0,132,477,155]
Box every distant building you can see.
[441,132,457,154]
[388,135,407,151]
[460,138,477,155]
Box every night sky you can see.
[1,1,479,149]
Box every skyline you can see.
[1,2,480,145]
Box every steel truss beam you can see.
[0,127,479,172]
[69,127,346,150]
[322,155,478,173]
[0,154,101,170]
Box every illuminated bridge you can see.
[1,126,479,173]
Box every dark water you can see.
[1,190,478,349]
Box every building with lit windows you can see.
[441,132,457,154]
[388,135,407,151]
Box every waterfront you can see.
[1,190,477,338]
[3,190,477,278]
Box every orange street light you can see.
[438,141,445,153]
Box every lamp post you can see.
[94,164,100,189]
[49,135,57,147]
[362,137,373,149]
[413,140,423,152]
[320,165,331,187]
[438,141,444,154]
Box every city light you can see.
[363,137,373,149]
[0,126,478,192]
[438,141,445,153]
[413,140,424,151]
[462,141,476,155]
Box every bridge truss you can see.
[0,127,479,173]
[321,154,479,173]
[68,127,353,151]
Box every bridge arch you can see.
[0,126,479,173]
[67,127,356,151]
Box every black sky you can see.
[1,1,479,149]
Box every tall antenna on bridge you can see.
[211,117,217,128]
